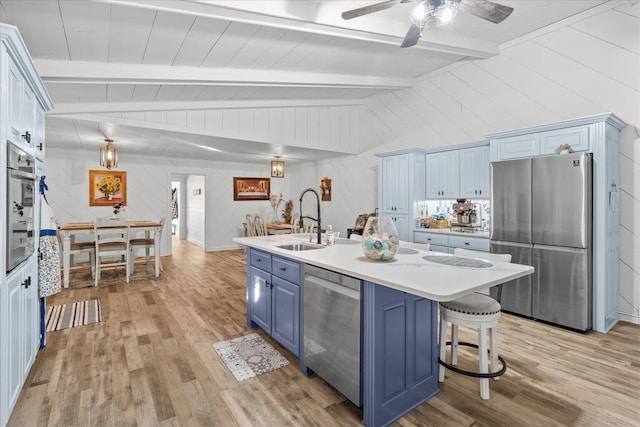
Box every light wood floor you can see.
[9,238,640,426]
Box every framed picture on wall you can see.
[233,177,270,201]
[89,170,127,206]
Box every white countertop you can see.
[413,228,491,238]
[232,235,533,302]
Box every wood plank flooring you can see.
[9,238,640,426]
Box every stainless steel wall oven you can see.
[6,142,36,272]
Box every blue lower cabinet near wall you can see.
[362,281,439,427]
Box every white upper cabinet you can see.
[539,126,590,155]
[459,146,490,199]
[426,150,459,199]
[33,105,46,160]
[7,57,24,145]
[381,154,409,215]
[378,150,425,241]
[494,133,539,160]
[492,125,591,161]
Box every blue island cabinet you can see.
[362,281,439,427]
[247,248,301,357]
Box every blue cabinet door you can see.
[249,266,272,332]
[271,276,300,357]
[362,282,439,427]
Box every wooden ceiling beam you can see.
[48,98,364,115]
[35,59,412,89]
[96,0,500,58]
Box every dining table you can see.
[59,220,163,288]
[266,222,294,234]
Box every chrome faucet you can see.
[299,188,322,244]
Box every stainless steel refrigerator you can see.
[490,153,592,331]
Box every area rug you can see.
[45,300,102,332]
[212,333,289,381]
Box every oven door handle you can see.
[8,168,37,180]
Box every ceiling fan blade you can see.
[400,23,422,48]
[458,0,514,24]
[341,0,403,20]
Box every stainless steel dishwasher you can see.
[303,264,361,406]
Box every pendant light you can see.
[100,138,118,169]
[271,156,284,178]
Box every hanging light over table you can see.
[100,138,118,169]
[271,156,284,178]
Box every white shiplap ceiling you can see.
[0,0,612,164]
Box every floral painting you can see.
[89,170,127,206]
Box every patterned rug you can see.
[212,333,289,381]
[45,300,102,332]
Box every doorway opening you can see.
[170,173,205,250]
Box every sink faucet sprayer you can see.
[299,188,322,244]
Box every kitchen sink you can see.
[278,243,325,251]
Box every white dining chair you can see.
[438,248,512,400]
[290,213,300,233]
[129,217,164,275]
[94,219,130,286]
[245,214,257,236]
[57,232,95,279]
[399,240,430,251]
[253,215,268,236]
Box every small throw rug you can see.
[213,333,289,381]
[45,300,102,332]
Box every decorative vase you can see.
[361,216,398,261]
[107,194,113,201]
[271,206,280,224]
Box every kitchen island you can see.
[232,234,533,426]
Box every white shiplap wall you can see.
[292,4,640,324]
[44,4,639,324]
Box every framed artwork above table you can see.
[233,177,270,201]
[89,170,127,206]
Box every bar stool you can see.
[438,248,512,400]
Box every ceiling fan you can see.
[341,0,514,48]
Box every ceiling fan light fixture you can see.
[411,0,459,28]
[436,1,459,24]
[411,2,429,22]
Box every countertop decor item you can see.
[112,202,124,217]
[361,216,398,261]
[269,192,284,223]
[282,199,293,223]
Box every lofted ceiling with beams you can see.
[0,0,611,164]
